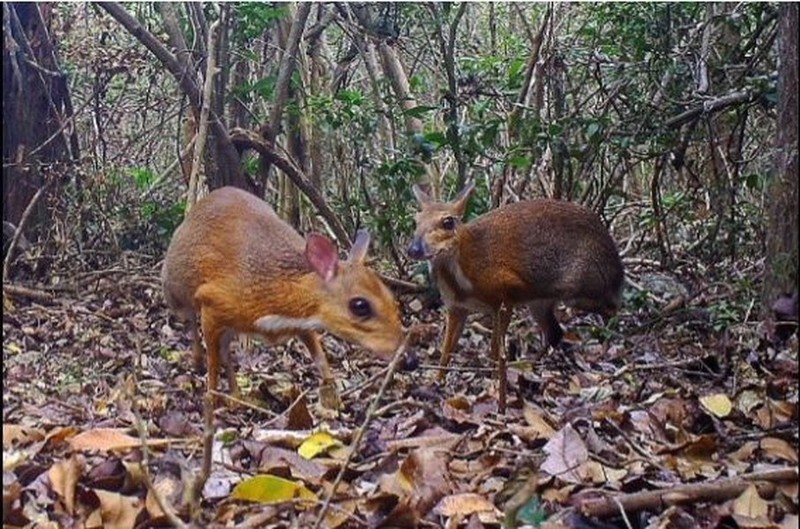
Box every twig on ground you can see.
[208,389,280,420]
[312,335,410,529]
[130,340,190,529]
[577,467,799,518]
[185,392,216,522]
[418,363,496,374]
[2,283,54,302]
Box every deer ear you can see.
[412,183,432,205]
[305,233,338,282]
[452,180,475,216]
[349,229,370,263]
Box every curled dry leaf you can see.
[48,454,83,515]
[577,460,627,485]
[736,390,763,415]
[144,475,180,519]
[731,483,772,528]
[442,396,474,424]
[433,492,500,520]
[522,403,557,439]
[256,445,329,483]
[378,447,454,517]
[755,399,797,430]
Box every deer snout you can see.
[407,238,428,260]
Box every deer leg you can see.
[220,330,239,399]
[200,308,224,407]
[188,318,206,372]
[528,299,563,347]
[299,331,341,410]
[491,304,513,413]
[437,307,468,381]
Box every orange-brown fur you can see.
[409,182,623,409]
[430,200,622,313]
[162,187,403,408]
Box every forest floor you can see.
[2,255,798,529]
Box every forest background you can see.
[2,3,798,528]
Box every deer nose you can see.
[407,238,426,260]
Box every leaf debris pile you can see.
[2,261,798,528]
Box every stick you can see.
[577,467,798,518]
[2,283,53,302]
[184,393,216,522]
[130,340,190,529]
[186,19,219,209]
[312,335,410,529]
[3,180,50,279]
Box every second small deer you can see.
[408,182,624,411]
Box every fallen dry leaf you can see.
[2,424,45,449]
[48,454,83,515]
[700,393,733,418]
[230,474,316,504]
[541,425,588,484]
[68,429,143,452]
[433,492,499,518]
[759,437,799,464]
[578,460,627,484]
[522,403,557,439]
[91,489,144,529]
[144,475,180,519]
[297,431,342,459]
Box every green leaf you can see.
[507,57,527,88]
[423,131,447,148]
[336,89,364,106]
[515,495,547,525]
[130,168,155,189]
[508,155,532,170]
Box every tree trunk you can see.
[2,3,76,240]
[761,3,799,317]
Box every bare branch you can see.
[187,19,221,209]
[230,128,351,247]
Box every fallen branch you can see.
[2,283,54,302]
[576,467,798,518]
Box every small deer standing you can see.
[408,182,624,411]
[162,186,404,409]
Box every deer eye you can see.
[349,297,373,319]
[441,216,457,230]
